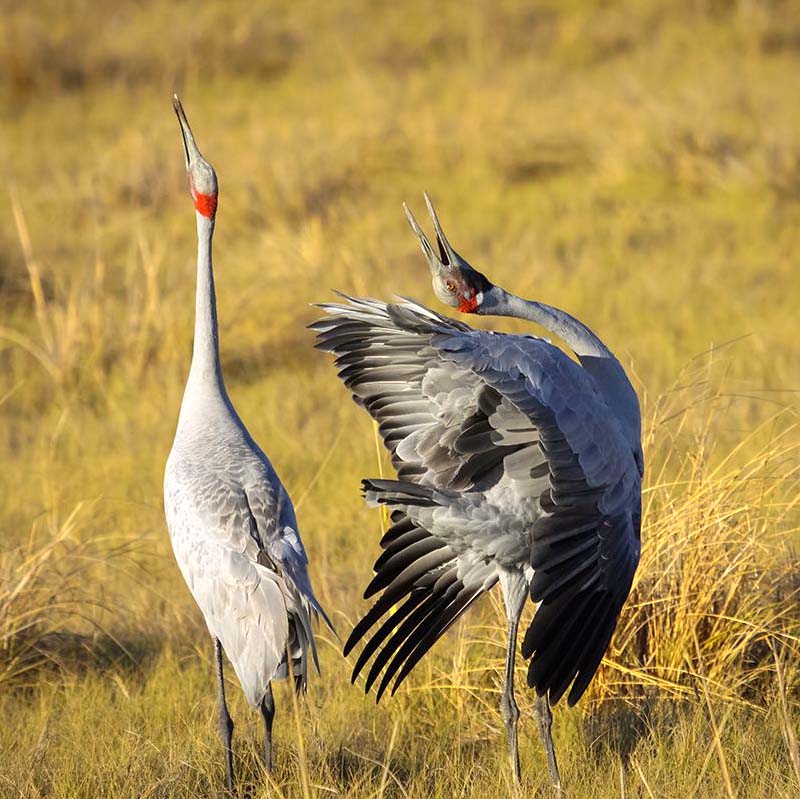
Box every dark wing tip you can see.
[524,588,626,705]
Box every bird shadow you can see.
[581,697,660,767]
[331,742,411,787]
[4,628,172,691]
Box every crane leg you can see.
[500,609,523,782]
[499,571,528,784]
[260,683,275,772]
[534,693,561,793]
[214,638,235,793]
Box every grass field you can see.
[2,1,800,796]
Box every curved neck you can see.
[186,212,223,391]
[487,287,642,447]
[489,288,612,359]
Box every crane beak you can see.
[172,94,201,170]
[423,192,458,267]
[403,194,460,280]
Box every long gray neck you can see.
[186,212,224,393]
[492,289,612,359]
[488,287,642,447]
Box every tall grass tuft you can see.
[605,406,800,706]
[0,501,132,689]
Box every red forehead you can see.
[193,191,218,219]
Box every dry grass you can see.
[1,0,800,797]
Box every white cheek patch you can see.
[475,291,484,306]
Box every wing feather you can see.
[315,296,641,704]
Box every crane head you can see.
[403,193,491,314]
[172,95,218,220]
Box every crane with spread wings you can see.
[312,195,642,789]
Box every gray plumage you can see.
[165,397,328,703]
[164,97,331,790]
[312,195,643,788]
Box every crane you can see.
[312,194,642,789]
[164,96,333,792]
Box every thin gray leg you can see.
[535,693,561,792]
[260,683,275,772]
[215,638,235,793]
[499,571,528,784]
[500,607,523,782]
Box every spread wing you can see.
[311,296,547,501]
[432,324,642,705]
[312,296,641,704]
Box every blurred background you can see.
[1,1,799,797]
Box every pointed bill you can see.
[403,199,455,280]
[403,202,436,266]
[172,94,202,170]
[423,191,457,267]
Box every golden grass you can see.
[2,0,800,796]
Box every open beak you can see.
[172,94,201,170]
[403,192,461,280]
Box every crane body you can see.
[164,97,331,792]
[313,196,643,789]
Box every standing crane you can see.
[164,96,333,792]
[312,195,642,790]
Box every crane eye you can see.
[444,279,457,293]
